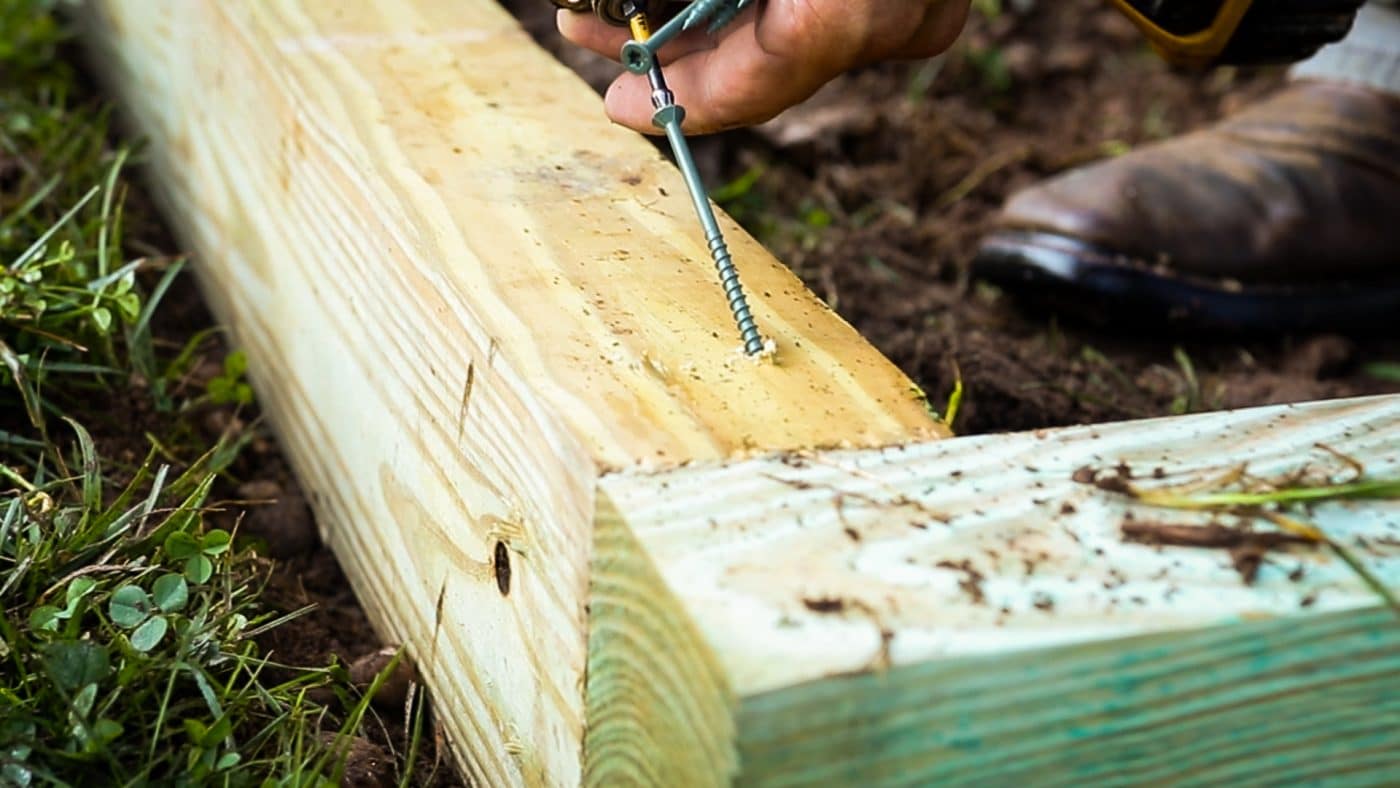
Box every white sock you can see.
[1291,2,1400,96]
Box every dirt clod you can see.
[237,478,318,558]
[349,646,418,711]
[1283,335,1355,379]
[1089,472,1134,496]
[324,735,395,788]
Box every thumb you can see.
[603,33,835,134]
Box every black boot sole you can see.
[972,231,1400,337]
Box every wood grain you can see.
[600,395,1400,783]
[585,494,737,787]
[80,1,939,784]
[736,606,1400,785]
[82,0,945,469]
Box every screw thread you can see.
[649,47,765,356]
[708,234,765,355]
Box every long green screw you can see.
[647,61,765,355]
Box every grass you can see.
[2,1,423,783]
[1364,361,1400,383]
[1,443,351,784]
[1088,451,1400,616]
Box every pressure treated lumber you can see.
[593,395,1400,785]
[82,2,1400,785]
[80,1,941,784]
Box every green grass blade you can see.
[10,185,98,271]
[1329,542,1400,616]
[1159,478,1400,509]
[60,416,101,513]
[130,258,185,347]
[96,149,129,279]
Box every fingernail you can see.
[557,9,582,37]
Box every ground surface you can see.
[18,2,1394,785]
[519,0,1400,434]
[20,240,461,785]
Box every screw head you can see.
[621,41,653,74]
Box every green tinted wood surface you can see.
[738,607,1400,786]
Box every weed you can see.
[1168,346,1203,415]
[963,46,1012,94]
[709,164,763,205]
[204,350,255,408]
[1086,449,1399,615]
[943,360,965,431]
[0,444,339,783]
[905,57,947,101]
[971,0,1003,20]
[1080,346,1135,393]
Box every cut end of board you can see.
[585,396,1400,784]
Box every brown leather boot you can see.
[973,79,1400,334]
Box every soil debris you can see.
[1283,335,1356,379]
[350,646,419,711]
[1121,521,1317,584]
[236,478,318,559]
[1121,521,1315,551]
[936,559,988,604]
[1084,467,1135,496]
[1071,466,1098,485]
[803,596,847,614]
[325,734,395,788]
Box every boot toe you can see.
[972,80,1400,334]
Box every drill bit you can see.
[629,5,766,356]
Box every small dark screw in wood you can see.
[494,541,511,596]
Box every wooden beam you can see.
[82,1,1400,785]
[80,1,940,784]
[593,395,1400,784]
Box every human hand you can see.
[558,1,971,134]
